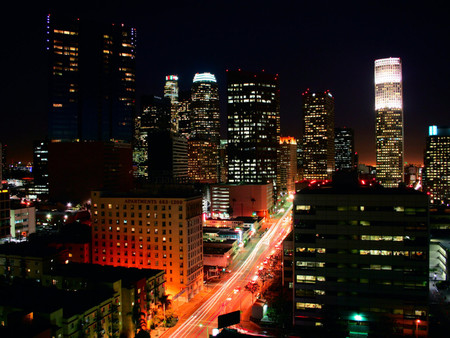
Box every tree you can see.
[245,281,260,304]
[257,268,273,292]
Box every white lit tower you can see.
[374,57,404,188]
[188,73,220,183]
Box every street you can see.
[164,203,293,338]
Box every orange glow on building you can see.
[91,190,204,302]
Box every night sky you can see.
[1,1,449,165]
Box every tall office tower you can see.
[293,178,429,336]
[423,125,450,205]
[227,70,280,186]
[164,75,179,131]
[133,96,171,178]
[302,90,335,180]
[190,73,220,141]
[375,57,404,188]
[91,189,204,302]
[31,140,49,197]
[46,14,136,143]
[188,140,218,183]
[335,127,356,171]
[277,137,298,194]
[188,73,220,183]
[177,90,192,140]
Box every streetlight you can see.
[415,319,421,338]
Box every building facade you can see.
[277,137,298,194]
[227,70,280,186]
[133,96,172,178]
[31,140,49,198]
[375,57,404,188]
[423,125,450,205]
[293,181,429,336]
[187,73,220,183]
[164,75,179,132]
[91,190,203,302]
[302,90,335,180]
[210,183,273,218]
[335,127,356,171]
[0,189,10,238]
[46,14,136,143]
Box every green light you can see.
[353,314,363,321]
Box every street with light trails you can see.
[165,202,293,338]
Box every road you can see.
[166,203,293,338]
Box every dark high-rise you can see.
[293,180,429,336]
[335,127,356,171]
[46,14,136,143]
[133,96,171,178]
[226,70,280,186]
[423,125,450,205]
[302,90,335,180]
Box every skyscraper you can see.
[188,73,220,183]
[423,125,450,205]
[277,137,298,194]
[46,14,136,143]
[164,75,179,132]
[190,73,220,142]
[227,70,280,186]
[133,96,171,178]
[374,57,404,188]
[302,90,335,180]
[335,127,356,171]
[31,139,49,197]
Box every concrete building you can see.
[91,187,203,302]
[9,205,36,239]
[210,183,273,218]
[48,141,133,204]
[293,176,429,336]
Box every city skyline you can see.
[1,1,449,166]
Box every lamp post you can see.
[415,319,420,338]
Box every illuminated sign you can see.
[166,75,178,81]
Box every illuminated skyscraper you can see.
[423,125,450,205]
[227,70,280,186]
[277,137,298,194]
[164,75,179,105]
[46,14,136,143]
[190,73,220,142]
[302,90,335,180]
[164,75,179,131]
[374,57,404,188]
[188,73,220,183]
